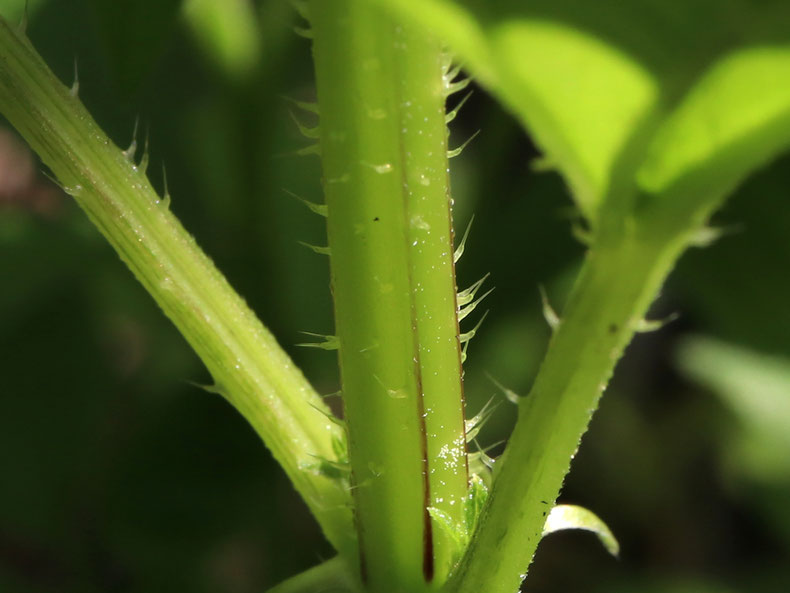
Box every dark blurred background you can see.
[1,1,789,592]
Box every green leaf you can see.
[542,504,620,557]
[370,0,790,230]
[638,46,790,209]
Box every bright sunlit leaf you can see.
[370,0,790,229]
[638,46,790,201]
[542,504,620,557]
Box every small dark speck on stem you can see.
[373,216,380,221]
[608,324,618,334]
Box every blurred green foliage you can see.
[0,1,788,592]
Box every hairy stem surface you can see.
[309,1,467,590]
[0,16,355,558]
[447,218,692,593]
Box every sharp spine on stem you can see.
[41,171,65,192]
[689,224,741,248]
[138,126,150,174]
[445,77,472,97]
[465,397,499,442]
[42,171,82,197]
[444,62,462,79]
[454,215,475,264]
[460,310,489,363]
[123,117,139,162]
[289,110,321,139]
[448,130,480,159]
[468,442,496,471]
[446,91,473,124]
[293,26,314,39]
[539,285,561,330]
[296,332,339,350]
[285,188,328,217]
[442,60,473,99]
[70,57,79,97]
[159,164,171,208]
[295,143,321,157]
[458,287,494,322]
[18,0,28,34]
[634,312,679,333]
[571,222,593,246]
[188,381,226,397]
[460,310,489,344]
[298,241,331,256]
[282,95,320,115]
[457,273,490,308]
[308,403,346,428]
[485,373,522,405]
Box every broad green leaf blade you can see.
[542,504,620,557]
[638,46,790,213]
[486,21,657,222]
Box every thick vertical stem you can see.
[309,2,467,591]
[396,27,470,585]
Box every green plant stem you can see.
[397,17,470,586]
[447,220,691,593]
[309,1,467,590]
[0,16,355,558]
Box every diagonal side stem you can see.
[0,16,355,558]
[446,220,692,593]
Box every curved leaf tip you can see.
[542,504,620,557]
[638,45,790,199]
